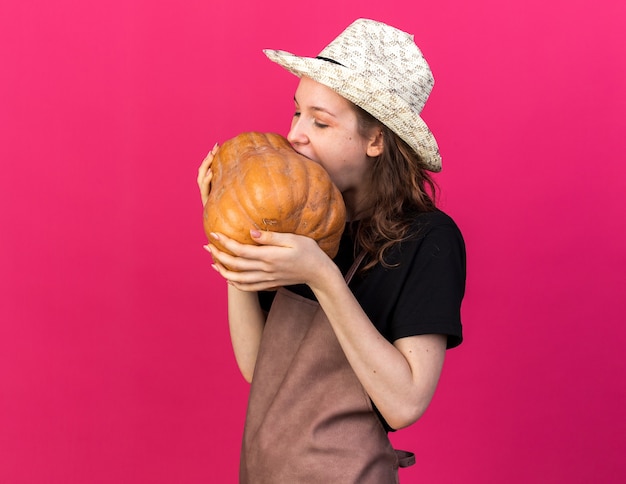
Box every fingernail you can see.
[211,264,218,271]
[203,244,212,253]
[250,229,261,238]
[210,232,219,240]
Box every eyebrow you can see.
[294,96,337,118]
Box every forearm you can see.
[309,265,445,429]
[227,285,266,383]
[205,229,445,416]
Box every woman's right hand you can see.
[196,143,219,206]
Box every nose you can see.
[287,116,308,147]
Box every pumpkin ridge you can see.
[235,155,272,236]
[298,163,330,237]
[286,148,309,230]
[210,175,256,248]
[242,150,287,232]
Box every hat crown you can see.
[263,18,442,171]
[318,19,434,113]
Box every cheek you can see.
[311,156,340,186]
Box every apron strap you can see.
[344,250,367,284]
[395,449,416,468]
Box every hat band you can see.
[315,56,345,67]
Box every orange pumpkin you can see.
[203,132,346,259]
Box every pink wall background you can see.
[1,0,625,482]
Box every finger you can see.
[210,232,258,258]
[208,250,275,288]
[204,244,245,278]
[196,142,219,187]
[249,229,295,248]
[196,150,213,182]
[227,279,280,293]
[208,233,275,273]
[206,234,301,290]
[200,170,213,206]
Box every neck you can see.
[342,190,372,222]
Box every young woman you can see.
[198,19,466,483]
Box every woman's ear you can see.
[366,129,384,157]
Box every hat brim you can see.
[264,49,442,172]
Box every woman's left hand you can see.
[205,229,336,292]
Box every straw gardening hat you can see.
[264,18,442,172]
